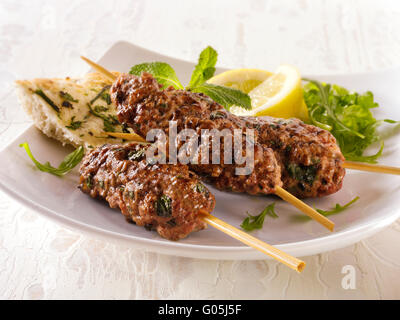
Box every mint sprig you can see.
[129,46,251,110]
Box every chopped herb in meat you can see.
[210,111,226,120]
[194,182,210,197]
[167,219,176,227]
[286,163,318,185]
[86,176,93,188]
[194,182,206,193]
[155,194,172,217]
[128,149,145,161]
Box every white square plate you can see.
[1,41,399,259]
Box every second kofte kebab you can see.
[82,56,337,231]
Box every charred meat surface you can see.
[111,73,282,195]
[243,116,346,198]
[79,143,215,240]
[110,73,345,198]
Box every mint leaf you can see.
[187,46,251,110]
[192,83,251,110]
[187,46,218,89]
[128,47,252,111]
[20,143,84,177]
[241,203,278,232]
[129,62,183,89]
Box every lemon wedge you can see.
[208,65,309,121]
[207,69,272,93]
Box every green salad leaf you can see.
[129,46,251,111]
[129,62,183,90]
[303,79,397,163]
[316,196,360,217]
[293,197,360,222]
[20,142,84,177]
[241,203,278,232]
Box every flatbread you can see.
[15,72,129,150]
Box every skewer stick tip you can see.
[80,55,117,81]
[199,209,306,272]
[275,186,335,232]
[344,161,400,175]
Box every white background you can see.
[0,0,399,299]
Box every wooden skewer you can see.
[344,161,400,175]
[81,56,117,81]
[82,55,400,178]
[106,132,149,143]
[110,133,400,177]
[200,210,305,272]
[105,142,306,269]
[275,186,334,231]
[110,130,335,230]
[81,55,309,270]
[81,55,335,231]
[112,131,335,230]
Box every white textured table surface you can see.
[1,0,399,299]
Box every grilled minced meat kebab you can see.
[110,73,345,198]
[79,143,215,240]
[243,116,345,197]
[112,72,283,195]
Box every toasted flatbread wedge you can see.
[15,72,132,150]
